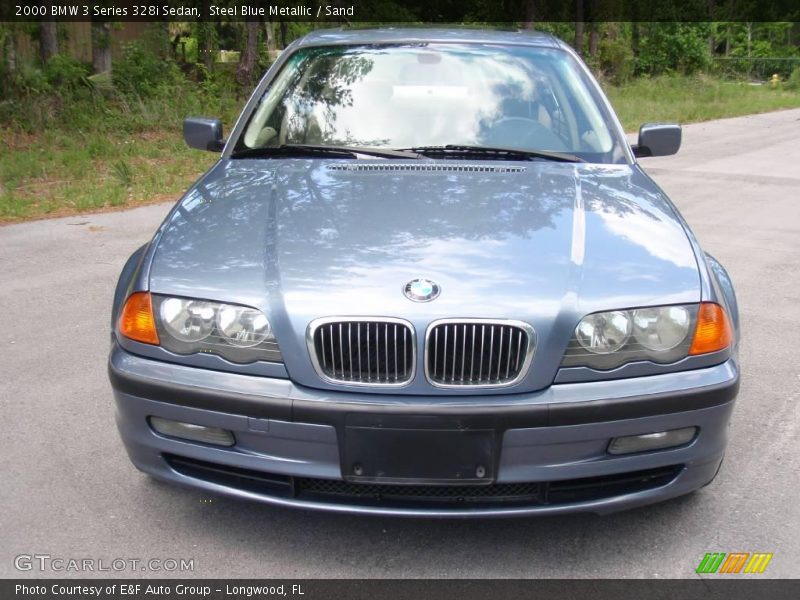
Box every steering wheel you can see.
[483,117,569,152]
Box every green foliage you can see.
[1,17,800,223]
[197,66,239,99]
[43,55,90,90]
[112,42,182,98]
[176,36,199,64]
[598,37,635,84]
[0,55,95,130]
[139,22,172,59]
[111,160,133,187]
[635,23,711,76]
[605,74,800,132]
[707,23,800,79]
[786,67,800,91]
[194,22,218,66]
[8,63,51,96]
[0,60,242,221]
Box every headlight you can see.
[160,298,216,342]
[575,311,631,354]
[151,295,282,364]
[562,304,700,370]
[217,305,272,347]
[632,306,690,352]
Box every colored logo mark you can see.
[696,552,773,574]
[403,278,440,302]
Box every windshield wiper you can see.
[403,144,584,163]
[232,144,421,160]
[285,144,422,159]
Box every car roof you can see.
[294,27,562,49]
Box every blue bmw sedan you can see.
[109,28,739,517]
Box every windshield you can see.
[236,43,627,164]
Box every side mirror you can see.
[633,123,681,158]
[183,117,225,152]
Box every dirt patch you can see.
[2,127,40,151]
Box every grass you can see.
[0,126,221,221]
[0,80,241,223]
[605,73,800,132]
[1,74,800,223]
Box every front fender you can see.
[111,244,148,333]
[705,253,740,347]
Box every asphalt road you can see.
[1,110,799,579]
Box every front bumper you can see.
[109,344,738,517]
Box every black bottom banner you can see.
[4,579,800,600]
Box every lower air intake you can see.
[164,454,683,509]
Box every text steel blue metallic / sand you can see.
[109,28,739,517]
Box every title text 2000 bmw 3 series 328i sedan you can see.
[109,28,740,517]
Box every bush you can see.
[0,33,243,132]
[44,55,90,91]
[0,55,88,102]
[635,23,711,76]
[786,67,800,91]
[598,38,635,85]
[176,36,198,64]
[112,42,182,98]
[198,66,238,98]
[9,63,51,96]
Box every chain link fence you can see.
[712,57,800,80]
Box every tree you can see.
[196,22,216,71]
[91,22,112,74]
[264,19,276,54]
[236,19,259,89]
[707,0,717,55]
[574,0,584,55]
[589,23,599,60]
[1,24,17,74]
[39,20,58,63]
[522,0,535,29]
[279,20,288,49]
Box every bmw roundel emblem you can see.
[403,278,440,302]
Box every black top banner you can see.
[2,0,800,23]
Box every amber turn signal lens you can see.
[119,292,159,345]
[689,302,732,355]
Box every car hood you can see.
[149,158,700,393]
